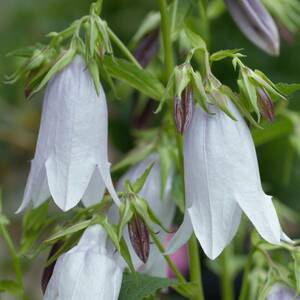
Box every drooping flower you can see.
[44,225,123,300]
[18,55,120,212]
[111,155,176,277]
[224,0,280,56]
[168,101,289,259]
[268,284,300,300]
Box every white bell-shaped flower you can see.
[168,101,289,259]
[44,225,123,300]
[111,155,175,277]
[18,55,120,212]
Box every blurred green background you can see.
[1,0,300,299]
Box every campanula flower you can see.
[18,55,120,212]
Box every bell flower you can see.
[224,0,280,56]
[44,225,123,300]
[113,155,176,277]
[168,101,289,259]
[18,55,120,212]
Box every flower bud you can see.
[225,0,280,56]
[174,85,194,135]
[257,88,275,122]
[41,241,63,294]
[128,214,150,263]
[135,29,160,68]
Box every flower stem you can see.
[220,247,234,300]
[107,28,141,69]
[238,249,254,300]
[188,234,205,300]
[150,230,186,283]
[198,0,210,47]
[158,0,174,82]
[158,2,205,300]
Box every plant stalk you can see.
[239,249,254,300]
[188,234,205,300]
[220,247,234,300]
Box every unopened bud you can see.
[225,0,280,56]
[257,88,275,122]
[135,29,160,68]
[41,241,63,294]
[174,86,193,135]
[128,214,150,263]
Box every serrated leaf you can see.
[119,273,175,300]
[103,56,164,101]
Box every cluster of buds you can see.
[5,0,114,100]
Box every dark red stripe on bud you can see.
[174,86,194,135]
[41,241,63,294]
[128,214,150,263]
[257,88,275,122]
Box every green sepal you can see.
[117,200,134,240]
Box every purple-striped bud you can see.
[225,0,280,56]
[257,88,275,122]
[135,29,160,68]
[41,241,63,294]
[174,86,194,135]
[128,214,150,263]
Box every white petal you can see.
[44,225,123,300]
[184,102,283,258]
[82,167,106,207]
[20,55,119,211]
[98,164,121,206]
[235,192,280,244]
[17,160,50,213]
[165,212,193,255]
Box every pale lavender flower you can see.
[18,55,120,212]
[168,101,290,259]
[225,0,280,55]
[44,225,123,300]
[268,284,300,300]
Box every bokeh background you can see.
[1,0,300,299]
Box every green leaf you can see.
[112,143,155,172]
[119,273,176,300]
[276,83,300,96]
[0,213,9,225]
[29,48,76,98]
[210,49,244,62]
[44,219,91,244]
[117,201,134,240]
[0,280,23,296]
[132,162,154,194]
[103,56,164,101]
[184,27,207,51]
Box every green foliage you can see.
[119,273,176,300]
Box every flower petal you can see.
[225,0,279,55]
[165,212,193,255]
[82,167,106,207]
